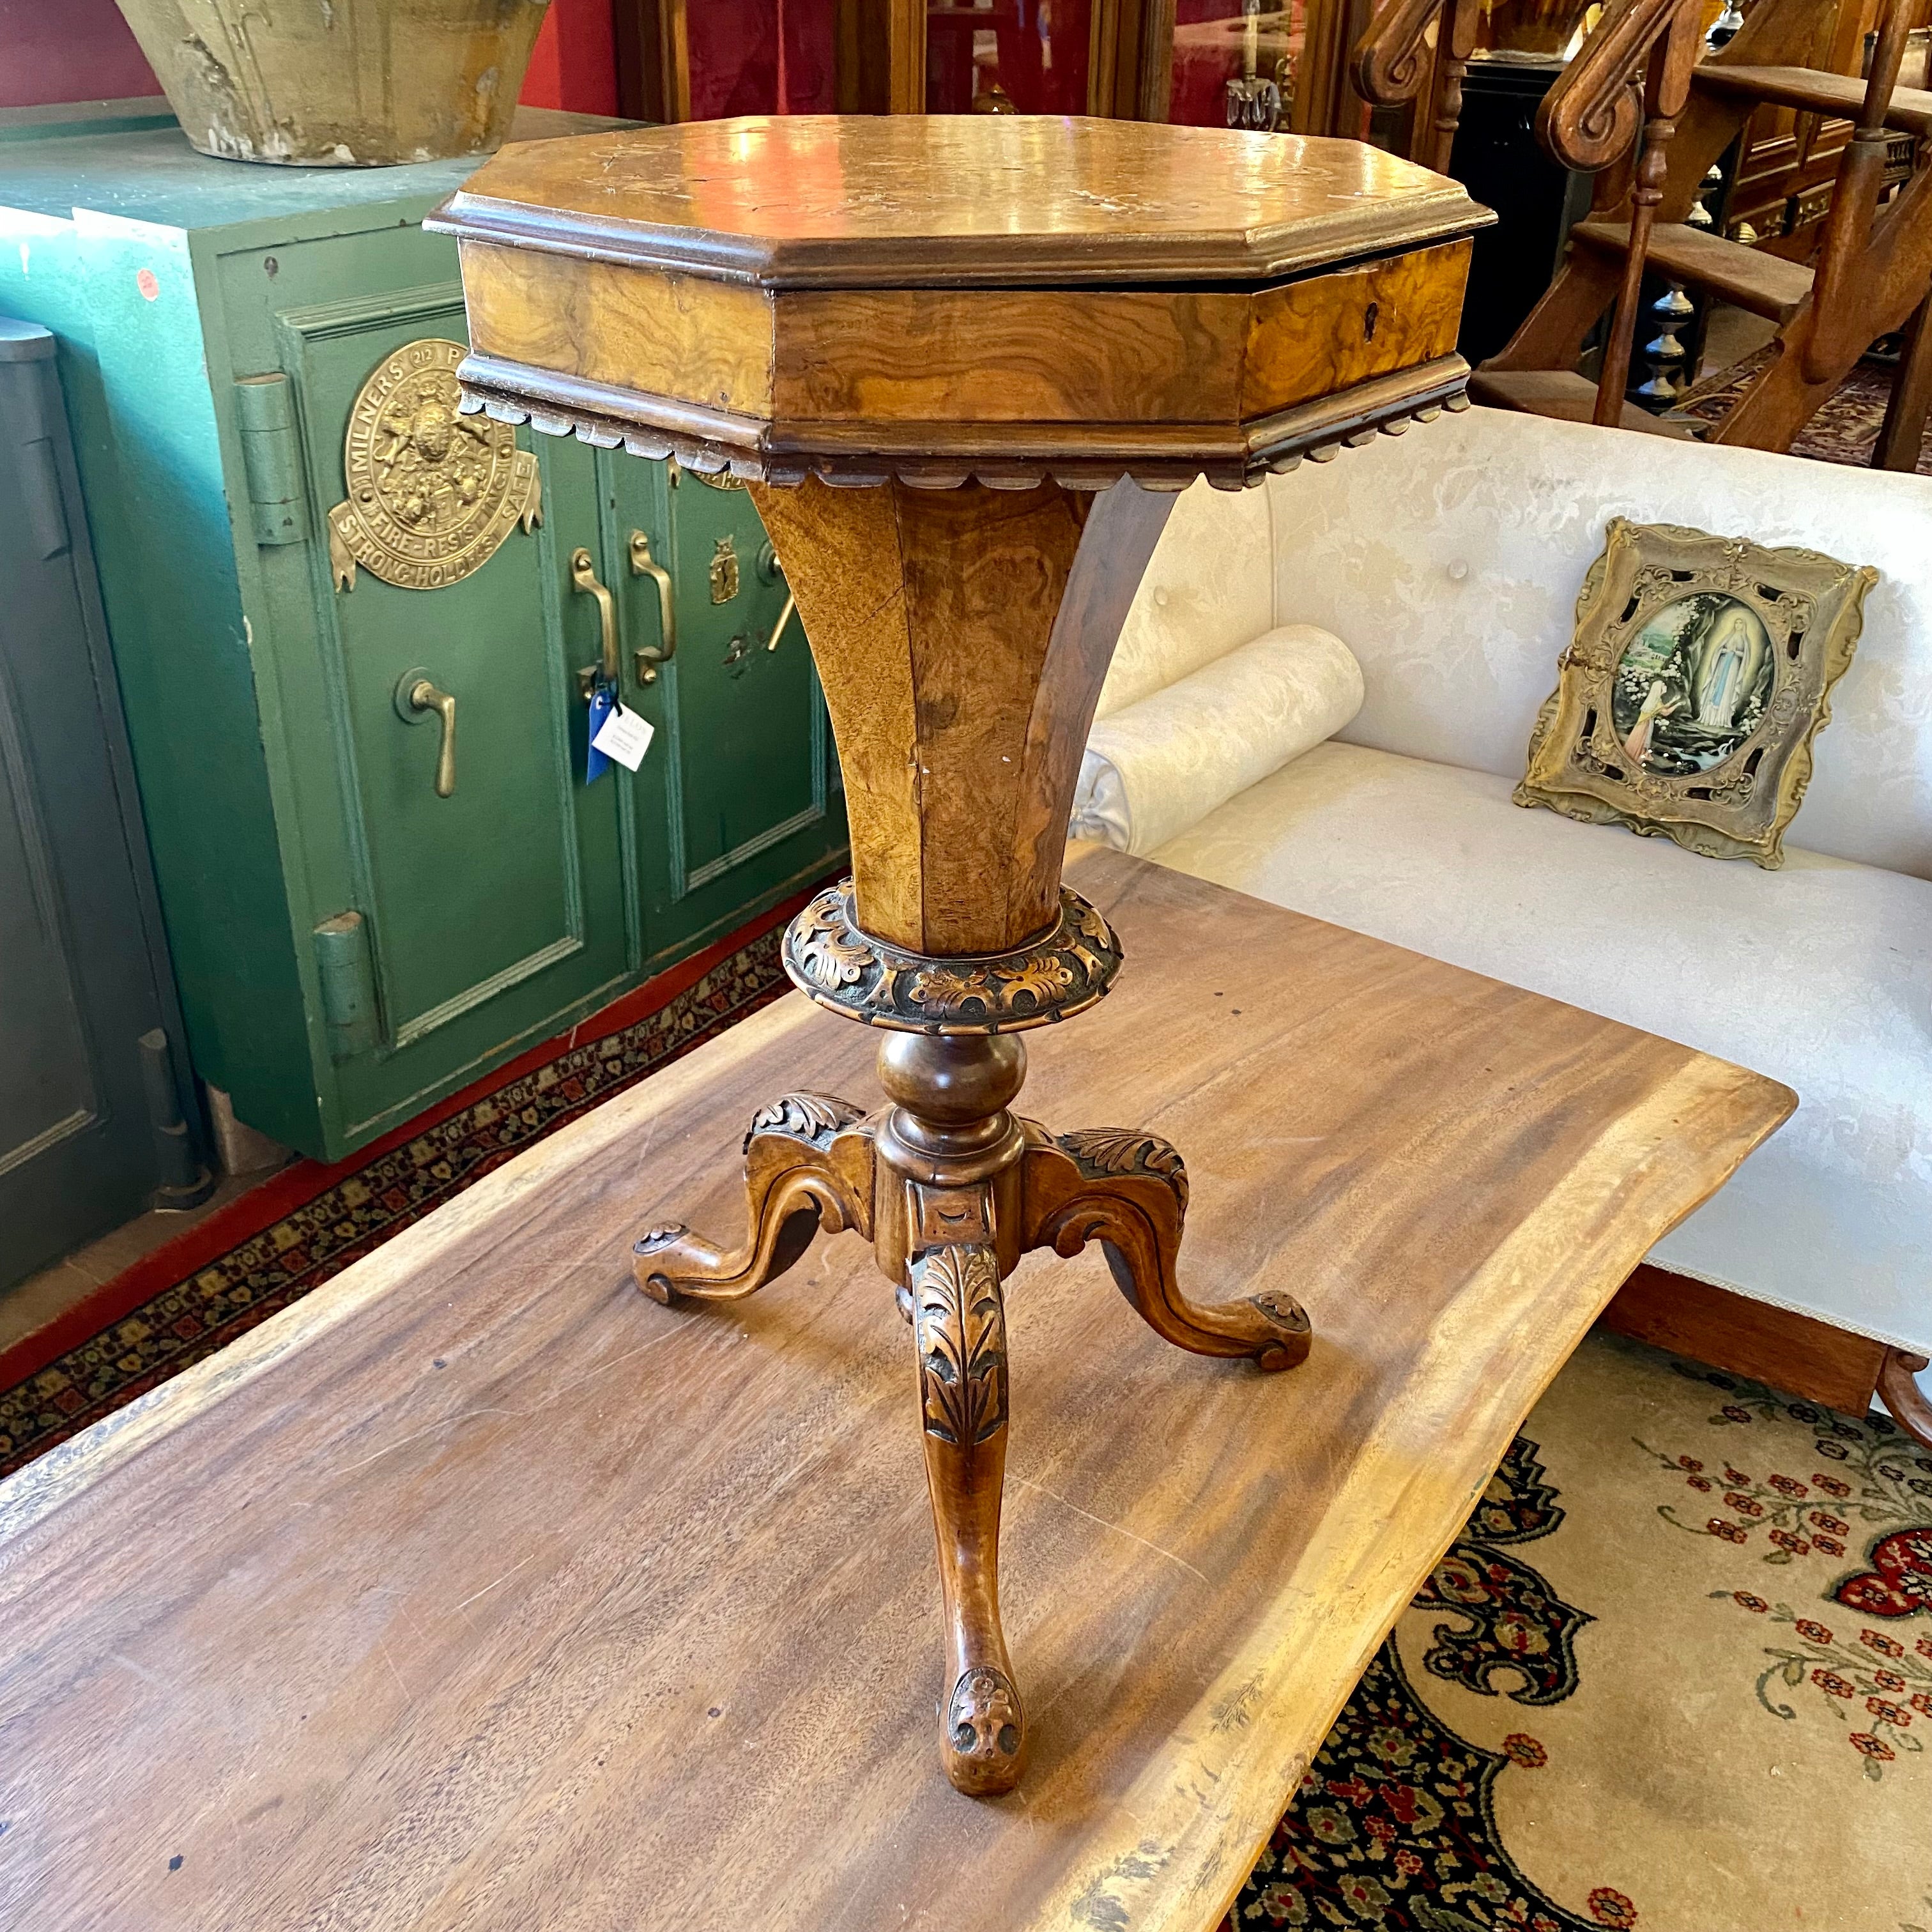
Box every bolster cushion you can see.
[1071,624,1364,856]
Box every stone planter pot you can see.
[1473,0,1598,57]
[114,0,551,166]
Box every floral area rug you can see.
[1223,1330,1932,1932]
[0,927,792,1481]
[1674,348,1932,476]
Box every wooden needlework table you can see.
[0,852,1790,1932]
[425,114,1501,1794]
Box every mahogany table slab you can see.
[425,116,1497,1792]
[0,852,1791,1932]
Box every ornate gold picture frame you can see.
[1515,518,1878,868]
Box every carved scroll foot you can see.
[1878,1349,1932,1452]
[1023,1127,1312,1372]
[912,1242,1025,1796]
[631,1092,875,1304]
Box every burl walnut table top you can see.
[435,114,1483,285]
[425,116,1494,488]
[0,853,1789,1932]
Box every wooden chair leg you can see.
[1873,293,1932,472]
[1022,1128,1312,1371]
[910,1242,1025,1796]
[1876,1347,1932,1450]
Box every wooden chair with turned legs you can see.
[1357,0,1932,465]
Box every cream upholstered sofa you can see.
[1099,405,1932,1383]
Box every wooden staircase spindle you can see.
[1587,4,1703,425]
[1352,0,1478,174]
[1429,0,1480,176]
[1804,0,1917,383]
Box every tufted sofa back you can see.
[1110,408,1932,881]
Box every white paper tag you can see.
[591,702,655,772]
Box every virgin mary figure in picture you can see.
[1691,600,1770,732]
[1611,592,1774,776]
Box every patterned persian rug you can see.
[0,924,792,1480]
[1222,1331,1932,1932]
[1674,348,1932,476]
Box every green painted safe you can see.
[0,102,845,1162]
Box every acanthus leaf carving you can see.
[913,1245,1008,1449]
[1058,1128,1191,1213]
[745,1092,869,1153]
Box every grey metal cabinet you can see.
[0,316,206,1289]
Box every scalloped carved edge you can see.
[781,882,1124,1036]
[453,351,1473,493]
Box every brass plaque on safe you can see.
[327,338,540,592]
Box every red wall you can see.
[0,0,617,118]
[521,0,620,116]
[0,0,160,110]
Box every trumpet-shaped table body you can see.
[428,114,1492,1793]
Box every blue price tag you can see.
[585,679,616,784]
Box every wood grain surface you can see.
[438,116,1491,491]
[457,242,778,416]
[456,234,1473,433]
[1242,239,1470,413]
[0,852,1792,1932]
[747,478,1174,954]
[770,286,1252,424]
[433,116,1487,288]
[1600,1263,1887,1414]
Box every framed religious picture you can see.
[1515,518,1878,868]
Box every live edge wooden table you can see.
[0,854,1790,1932]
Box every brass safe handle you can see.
[571,547,620,696]
[765,589,797,655]
[629,529,677,682]
[408,679,457,799]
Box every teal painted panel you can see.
[610,460,848,967]
[0,102,627,231]
[0,104,843,1162]
[233,254,632,1150]
[332,433,639,1149]
[277,304,585,1024]
[59,209,321,1147]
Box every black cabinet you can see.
[1449,56,1594,369]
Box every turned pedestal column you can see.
[431,113,1490,1793]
